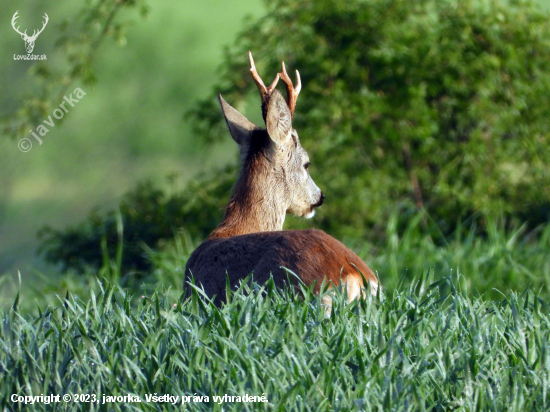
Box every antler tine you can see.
[40,13,49,31]
[249,51,280,103]
[279,61,301,117]
[249,51,266,94]
[11,11,25,36]
[31,13,49,39]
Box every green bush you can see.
[190,0,550,239]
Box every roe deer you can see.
[184,52,379,306]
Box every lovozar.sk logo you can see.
[12,10,48,60]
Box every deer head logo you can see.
[12,11,49,54]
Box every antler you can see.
[249,51,280,120]
[11,11,26,37]
[278,61,301,118]
[29,13,49,40]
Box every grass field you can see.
[1,218,549,411]
[1,275,549,411]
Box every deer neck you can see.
[208,156,286,239]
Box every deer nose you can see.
[315,192,325,207]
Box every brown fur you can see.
[186,229,378,306]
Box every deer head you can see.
[210,53,323,239]
[12,11,49,54]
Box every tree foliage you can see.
[2,0,148,140]
[190,0,550,238]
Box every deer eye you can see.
[304,162,310,171]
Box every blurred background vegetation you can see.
[1,0,550,309]
[0,0,264,272]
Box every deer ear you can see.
[266,90,292,146]
[218,94,258,148]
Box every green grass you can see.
[1,275,549,411]
[363,214,550,300]
[1,219,550,410]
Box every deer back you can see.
[186,229,378,306]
